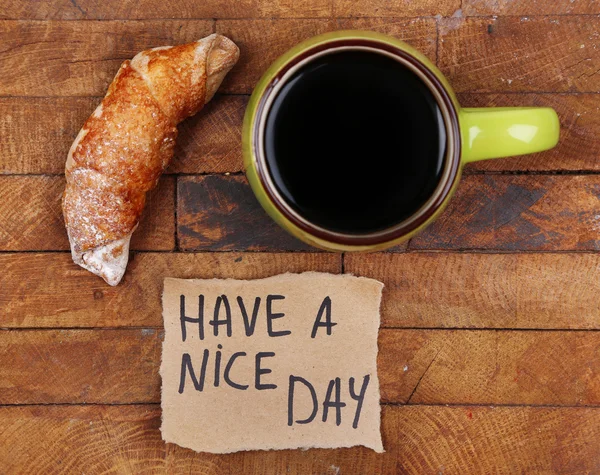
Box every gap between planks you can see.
[4,249,600,254]
[2,401,600,408]
[3,326,600,332]
[1,91,599,99]
[1,13,600,21]
[7,170,600,177]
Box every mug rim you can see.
[251,35,462,247]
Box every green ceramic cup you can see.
[242,30,560,252]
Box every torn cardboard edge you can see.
[160,272,384,454]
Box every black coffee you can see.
[264,50,447,234]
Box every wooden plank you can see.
[170,95,246,174]
[177,175,315,251]
[0,97,95,174]
[0,176,175,251]
[6,252,596,331]
[335,18,437,62]
[0,19,596,114]
[2,92,595,174]
[0,0,332,20]
[0,0,253,19]
[460,93,600,172]
[0,405,165,474]
[334,0,460,17]
[0,330,162,404]
[216,18,437,94]
[2,328,599,405]
[232,405,600,473]
[0,21,213,97]
[438,16,600,93]
[178,174,600,252]
[12,174,594,254]
[463,0,600,16]
[177,175,408,252]
[346,252,600,329]
[410,175,600,251]
[5,0,598,19]
[0,253,341,328]
[0,96,246,174]
[215,19,336,94]
[256,0,333,18]
[379,329,600,405]
[1,405,599,474]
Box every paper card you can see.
[160,272,384,454]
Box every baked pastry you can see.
[62,34,239,285]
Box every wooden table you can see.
[1,0,600,473]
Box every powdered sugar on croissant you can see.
[62,34,239,285]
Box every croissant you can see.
[62,34,239,286]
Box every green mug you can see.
[242,30,560,252]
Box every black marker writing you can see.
[266,295,291,337]
[322,377,346,426]
[287,375,318,426]
[255,352,277,390]
[210,295,232,337]
[311,297,337,338]
[180,295,204,341]
[214,344,223,387]
[178,350,208,393]
[224,352,249,390]
[237,296,261,336]
[349,375,370,429]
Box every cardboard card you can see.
[160,272,384,454]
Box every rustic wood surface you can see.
[2,328,599,406]
[2,405,599,474]
[1,0,599,473]
[0,176,175,251]
[2,93,599,174]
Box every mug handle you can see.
[459,107,560,163]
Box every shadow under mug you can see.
[242,30,560,252]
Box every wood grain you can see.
[0,0,332,20]
[379,329,600,405]
[460,93,600,172]
[410,175,600,251]
[0,97,95,174]
[346,252,600,329]
[5,251,598,331]
[3,17,598,96]
[1,405,599,474]
[438,16,600,93]
[215,19,336,94]
[3,328,599,406]
[3,93,594,174]
[0,21,213,97]
[216,18,437,93]
[170,95,246,174]
[0,176,175,251]
[256,0,333,18]
[177,175,600,252]
[334,0,460,17]
[335,18,437,61]
[0,405,600,475]
[0,329,162,404]
[177,175,315,251]
[0,96,246,174]
[7,0,598,19]
[3,1,600,471]
[0,253,341,328]
[0,405,167,474]
[463,0,600,16]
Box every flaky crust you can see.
[62,34,239,285]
